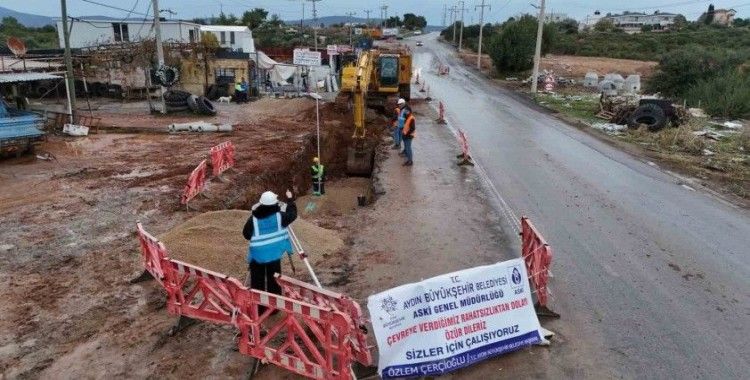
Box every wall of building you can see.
[57,20,201,48]
[179,57,249,96]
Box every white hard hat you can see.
[397,98,406,105]
[259,191,278,206]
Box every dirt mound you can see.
[160,210,344,279]
[298,177,372,217]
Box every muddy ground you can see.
[0,96,381,378]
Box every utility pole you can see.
[476,0,490,69]
[531,0,546,94]
[364,9,372,27]
[152,0,166,113]
[381,5,388,27]
[442,4,447,27]
[450,6,457,45]
[60,0,76,119]
[301,1,305,30]
[458,1,467,51]
[346,11,357,46]
[307,0,322,50]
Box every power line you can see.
[81,0,150,17]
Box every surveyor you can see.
[392,98,409,151]
[242,190,297,295]
[402,108,416,166]
[311,157,325,196]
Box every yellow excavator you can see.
[338,47,412,175]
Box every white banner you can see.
[326,44,338,56]
[367,259,542,378]
[293,48,322,66]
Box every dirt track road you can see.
[411,33,750,378]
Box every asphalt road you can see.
[409,33,750,378]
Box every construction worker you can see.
[392,98,408,150]
[402,108,416,166]
[242,189,297,295]
[311,157,325,195]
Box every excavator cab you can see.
[378,55,400,88]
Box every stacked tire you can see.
[164,90,191,113]
[164,90,216,115]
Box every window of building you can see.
[220,31,226,44]
[230,31,235,44]
[112,23,130,42]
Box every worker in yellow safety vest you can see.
[311,157,325,196]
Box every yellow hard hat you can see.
[313,157,320,163]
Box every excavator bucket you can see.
[346,146,374,176]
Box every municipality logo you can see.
[380,296,398,318]
[512,267,522,285]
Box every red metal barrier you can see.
[438,101,446,124]
[180,160,207,206]
[135,222,169,284]
[231,280,355,380]
[520,217,553,311]
[133,223,369,378]
[210,141,235,177]
[456,129,474,166]
[275,274,373,366]
[161,258,242,325]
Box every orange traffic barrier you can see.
[456,129,474,166]
[520,217,559,317]
[180,160,207,208]
[134,222,169,284]
[275,274,373,366]
[232,281,356,379]
[133,222,372,379]
[210,141,235,177]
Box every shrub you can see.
[647,45,749,96]
[686,70,750,118]
[486,15,553,73]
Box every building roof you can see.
[0,57,64,73]
[200,25,251,32]
[0,72,62,84]
[56,17,200,26]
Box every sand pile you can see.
[160,210,344,279]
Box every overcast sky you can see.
[4,0,748,25]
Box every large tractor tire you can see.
[196,96,217,115]
[187,95,199,113]
[628,103,667,132]
[399,84,411,101]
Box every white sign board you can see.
[354,27,363,35]
[326,44,338,56]
[293,48,322,66]
[367,259,542,378]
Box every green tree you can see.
[200,31,220,50]
[704,4,715,25]
[594,18,616,32]
[553,18,579,34]
[385,16,402,27]
[403,13,427,30]
[241,8,268,29]
[641,24,654,32]
[487,15,554,73]
[672,14,688,30]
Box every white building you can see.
[608,12,680,33]
[579,11,605,31]
[55,18,201,48]
[199,25,255,53]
